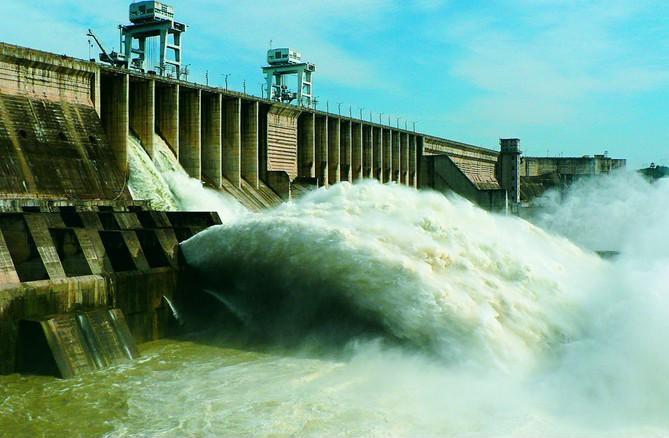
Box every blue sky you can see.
[2,0,668,168]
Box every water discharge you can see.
[175,175,669,436]
[127,133,247,222]
[2,158,668,436]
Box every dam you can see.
[3,2,668,437]
[0,32,521,376]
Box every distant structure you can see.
[519,153,626,201]
[262,48,316,107]
[640,163,669,180]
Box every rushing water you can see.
[2,140,668,437]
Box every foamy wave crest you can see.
[182,181,602,368]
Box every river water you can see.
[1,139,668,437]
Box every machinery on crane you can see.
[87,29,127,68]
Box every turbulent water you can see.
[127,133,245,222]
[2,161,668,437]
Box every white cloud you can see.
[439,0,669,125]
[183,0,394,89]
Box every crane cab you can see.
[129,1,175,24]
[267,48,302,66]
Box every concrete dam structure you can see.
[0,40,519,376]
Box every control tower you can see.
[498,138,522,204]
[120,1,187,79]
[262,48,316,107]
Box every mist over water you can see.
[531,170,669,258]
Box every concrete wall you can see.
[0,207,222,375]
[423,136,499,188]
[520,156,626,177]
[266,106,301,180]
[0,45,127,202]
[421,155,506,211]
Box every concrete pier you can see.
[327,117,340,186]
[351,122,363,180]
[340,120,352,182]
[383,129,392,183]
[223,97,242,187]
[362,125,373,179]
[241,100,259,188]
[373,127,383,181]
[409,134,417,187]
[392,130,400,182]
[298,112,316,179]
[178,88,201,179]
[315,115,328,186]
[400,132,408,185]
[201,92,222,187]
[101,73,129,173]
[155,83,179,156]
[129,78,155,157]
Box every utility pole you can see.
[223,73,230,91]
[349,105,352,119]
[243,80,246,94]
[337,102,343,116]
[379,112,383,124]
[205,70,209,86]
[359,107,365,119]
